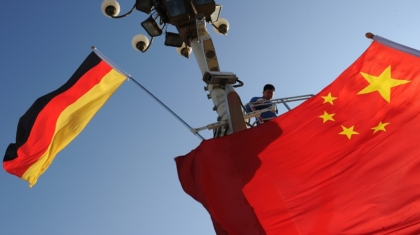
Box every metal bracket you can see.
[191,120,229,134]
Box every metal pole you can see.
[191,15,246,137]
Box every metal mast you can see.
[101,0,246,137]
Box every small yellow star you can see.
[372,121,390,134]
[319,111,335,123]
[339,125,359,139]
[321,92,337,105]
[358,66,410,102]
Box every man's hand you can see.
[269,104,277,113]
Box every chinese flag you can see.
[176,36,420,234]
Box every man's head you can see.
[262,84,275,100]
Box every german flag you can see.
[3,51,127,187]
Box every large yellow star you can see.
[319,111,335,123]
[372,121,390,134]
[321,92,337,105]
[358,66,410,102]
[339,125,359,139]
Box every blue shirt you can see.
[246,97,277,123]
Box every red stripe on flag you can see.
[4,60,112,177]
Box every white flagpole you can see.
[366,32,420,58]
[91,46,131,78]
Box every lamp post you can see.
[101,0,246,137]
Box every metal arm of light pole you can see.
[190,15,246,137]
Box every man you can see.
[246,84,278,124]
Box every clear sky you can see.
[1,1,420,234]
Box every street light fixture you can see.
[166,0,187,17]
[101,0,120,18]
[212,17,229,35]
[176,42,192,59]
[193,0,216,19]
[100,0,228,54]
[136,0,153,14]
[132,34,151,52]
[165,32,184,47]
[101,0,243,138]
[210,4,221,22]
[141,16,163,37]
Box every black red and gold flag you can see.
[176,35,420,234]
[3,51,127,187]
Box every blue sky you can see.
[1,1,420,234]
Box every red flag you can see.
[176,36,420,234]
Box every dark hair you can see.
[263,84,275,91]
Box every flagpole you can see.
[128,76,206,140]
[91,46,205,141]
[365,32,420,58]
[91,46,131,77]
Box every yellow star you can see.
[358,66,410,102]
[319,111,335,123]
[372,121,390,134]
[339,125,359,139]
[321,92,337,105]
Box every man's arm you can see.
[246,97,262,112]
